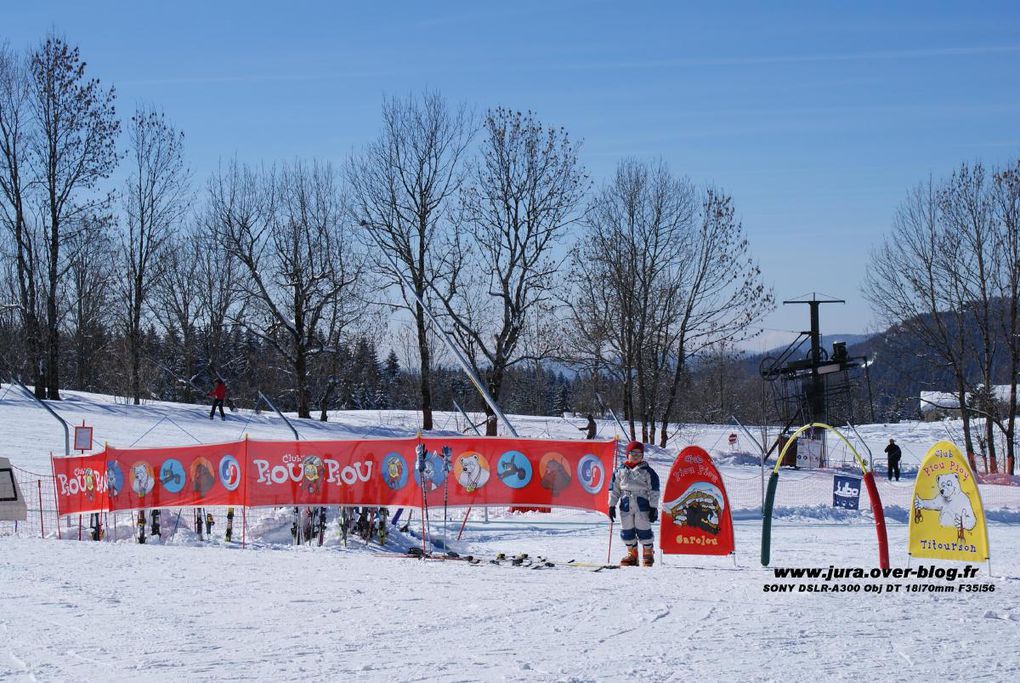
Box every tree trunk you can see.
[415,298,433,431]
[658,340,686,448]
[483,366,506,437]
[295,344,310,419]
[957,384,975,469]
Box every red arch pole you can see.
[762,422,890,568]
[862,472,889,569]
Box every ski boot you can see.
[642,546,655,567]
[620,547,638,566]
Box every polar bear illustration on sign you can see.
[914,472,976,531]
[458,453,489,492]
[131,462,155,498]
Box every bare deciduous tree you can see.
[437,108,587,435]
[120,106,189,404]
[212,160,364,418]
[865,177,979,461]
[0,42,44,394]
[65,214,113,390]
[568,159,772,445]
[992,162,1020,476]
[28,35,120,399]
[349,92,471,430]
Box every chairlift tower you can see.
[759,293,875,466]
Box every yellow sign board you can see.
[908,441,989,562]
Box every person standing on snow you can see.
[579,414,597,439]
[608,441,660,566]
[884,438,902,481]
[208,378,227,421]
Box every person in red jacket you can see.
[208,379,227,421]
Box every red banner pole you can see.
[78,514,82,541]
[50,457,62,540]
[242,434,248,549]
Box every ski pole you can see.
[441,445,452,548]
[456,508,471,541]
[415,442,428,557]
[607,517,614,564]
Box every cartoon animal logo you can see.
[413,452,445,491]
[665,483,725,535]
[302,456,325,495]
[107,461,124,497]
[81,467,96,502]
[159,459,187,494]
[456,452,490,493]
[382,453,408,490]
[190,457,216,496]
[130,462,155,498]
[496,450,532,489]
[539,452,571,495]
[914,473,977,531]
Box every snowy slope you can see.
[1,386,1019,681]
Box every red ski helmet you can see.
[625,441,644,459]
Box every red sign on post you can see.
[659,445,735,556]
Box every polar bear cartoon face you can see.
[132,463,154,497]
[937,473,961,501]
[458,454,489,491]
[916,471,977,531]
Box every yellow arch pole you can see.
[771,423,869,476]
[762,423,889,568]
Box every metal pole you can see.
[258,391,300,440]
[11,377,70,456]
[452,400,483,436]
[359,221,518,438]
[733,415,766,518]
[595,392,629,439]
[452,399,482,528]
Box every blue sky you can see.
[5,1,1020,351]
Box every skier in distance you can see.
[208,378,227,421]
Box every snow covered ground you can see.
[2,387,1019,681]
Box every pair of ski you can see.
[136,509,163,544]
[338,507,388,547]
[400,548,618,571]
[292,507,328,546]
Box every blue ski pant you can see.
[618,495,654,548]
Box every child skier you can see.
[608,441,660,567]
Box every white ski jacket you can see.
[608,461,660,513]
